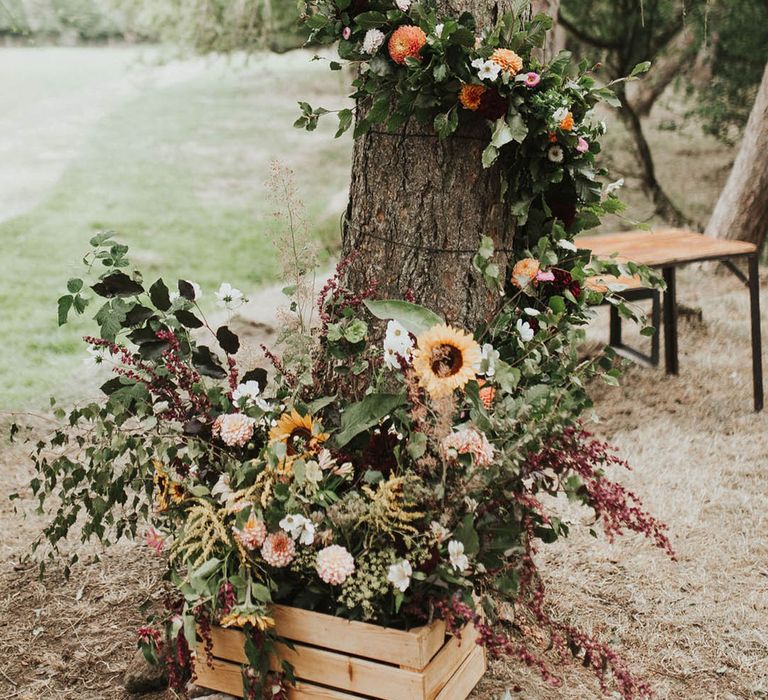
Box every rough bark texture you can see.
[626,29,695,117]
[343,1,549,329]
[706,62,768,249]
[531,0,564,61]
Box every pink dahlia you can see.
[213,413,255,448]
[316,545,355,585]
[442,428,495,468]
[261,531,295,567]
[232,513,267,550]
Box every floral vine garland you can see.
[298,0,649,248]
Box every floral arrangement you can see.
[297,0,650,245]
[19,5,674,700]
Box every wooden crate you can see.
[193,604,486,699]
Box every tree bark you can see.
[343,1,561,329]
[626,29,695,117]
[531,0,564,61]
[706,62,768,248]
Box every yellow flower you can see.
[220,611,275,631]
[411,324,482,398]
[490,48,523,75]
[459,83,486,111]
[269,409,328,456]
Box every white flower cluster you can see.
[231,380,270,412]
[383,320,414,370]
[279,513,316,545]
[363,28,386,55]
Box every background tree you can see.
[704,62,768,248]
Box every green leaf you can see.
[335,108,354,138]
[67,278,83,294]
[355,11,387,28]
[334,393,404,448]
[57,295,73,326]
[363,299,443,336]
[481,143,499,168]
[434,109,458,138]
[454,514,480,555]
[149,279,172,312]
[191,557,221,581]
[508,112,528,143]
[630,61,651,77]
[406,432,427,460]
[490,119,514,148]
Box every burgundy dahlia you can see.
[477,89,508,120]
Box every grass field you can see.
[0,46,352,410]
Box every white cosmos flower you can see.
[472,58,502,81]
[557,239,577,252]
[434,23,444,37]
[547,145,565,163]
[383,320,413,369]
[478,343,499,377]
[387,559,413,592]
[211,474,236,505]
[516,318,534,342]
[215,282,245,309]
[363,28,386,55]
[84,345,109,367]
[605,178,625,196]
[232,380,268,408]
[448,540,469,572]
[279,514,316,545]
[553,107,569,122]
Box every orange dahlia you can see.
[459,83,486,111]
[560,112,575,131]
[388,25,427,65]
[490,48,523,75]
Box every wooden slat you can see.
[203,627,424,699]
[194,656,365,699]
[424,625,480,699]
[579,227,756,267]
[213,606,445,670]
[434,645,486,700]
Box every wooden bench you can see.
[579,228,763,412]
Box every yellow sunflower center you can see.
[430,343,464,378]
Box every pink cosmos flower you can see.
[524,71,541,87]
[145,527,165,554]
[577,136,589,153]
[536,270,556,282]
[342,27,351,40]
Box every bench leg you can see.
[651,289,661,366]
[663,267,679,375]
[748,254,764,412]
[609,304,622,347]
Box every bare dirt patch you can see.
[1,267,766,699]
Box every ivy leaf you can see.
[175,310,204,329]
[333,393,404,448]
[192,346,227,379]
[434,109,458,138]
[91,272,144,298]
[216,325,240,354]
[364,299,443,336]
[335,109,354,138]
[508,112,528,143]
[491,119,514,148]
[57,295,73,326]
[149,279,171,311]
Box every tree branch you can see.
[557,11,624,50]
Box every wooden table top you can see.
[578,228,757,267]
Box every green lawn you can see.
[0,47,352,410]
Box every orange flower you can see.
[559,112,575,131]
[548,131,558,143]
[388,25,427,65]
[459,83,486,111]
[477,379,496,409]
[510,258,541,289]
[490,48,523,75]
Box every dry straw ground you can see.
[1,266,766,700]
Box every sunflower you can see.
[269,409,328,456]
[412,324,482,398]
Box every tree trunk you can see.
[705,62,768,249]
[343,1,544,330]
[626,29,695,117]
[531,0,564,61]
